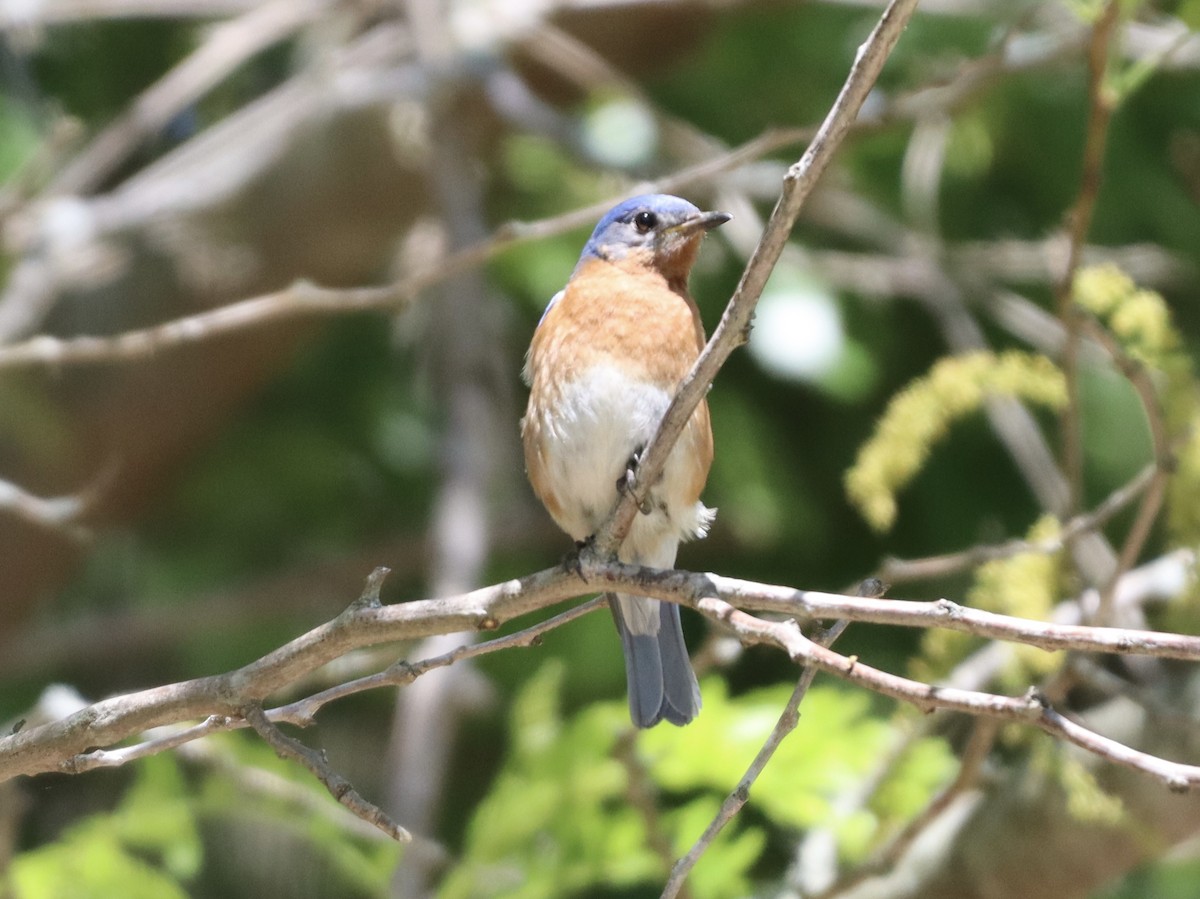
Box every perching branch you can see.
[57,595,607,777]
[8,559,1200,789]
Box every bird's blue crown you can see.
[579,194,702,261]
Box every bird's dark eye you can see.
[633,211,657,233]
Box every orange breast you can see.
[521,257,714,520]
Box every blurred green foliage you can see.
[4,757,199,899]
[442,661,954,897]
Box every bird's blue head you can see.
[577,194,730,279]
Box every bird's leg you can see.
[616,446,653,516]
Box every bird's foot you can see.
[562,535,621,583]
[562,537,594,582]
[615,448,653,516]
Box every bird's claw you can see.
[615,449,653,516]
[562,536,620,582]
[562,537,597,582]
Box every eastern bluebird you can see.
[521,194,730,728]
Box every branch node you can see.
[387,660,421,684]
[857,577,889,599]
[346,567,390,612]
[935,597,963,618]
[1025,686,1049,709]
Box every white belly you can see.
[532,363,712,553]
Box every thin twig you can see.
[242,704,410,843]
[178,737,408,844]
[878,461,1156,584]
[279,596,606,725]
[662,580,885,898]
[49,0,332,195]
[1056,0,1121,524]
[617,732,692,899]
[815,718,999,898]
[698,596,1200,791]
[0,128,805,369]
[1075,316,1175,620]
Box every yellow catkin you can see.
[846,351,1066,531]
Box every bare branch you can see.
[49,0,332,195]
[696,595,1200,791]
[878,461,1157,585]
[281,596,606,727]
[1055,0,1121,526]
[1076,315,1175,618]
[9,557,1200,784]
[662,580,884,899]
[594,0,922,554]
[242,704,410,843]
[178,737,408,844]
[0,126,807,368]
[62,592,606,775]
[0,279,413,368]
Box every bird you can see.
[521,194,730,728]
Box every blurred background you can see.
[3,0,1200,896]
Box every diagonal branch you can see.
[1055,0,1121,527]
[878,460,1156,585]
[661,579,885,899]
[593,0,922,554]
[48,0,332,195]
[242,704,410,843]
[0,127,808,369]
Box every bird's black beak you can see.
[669,210,732,236]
